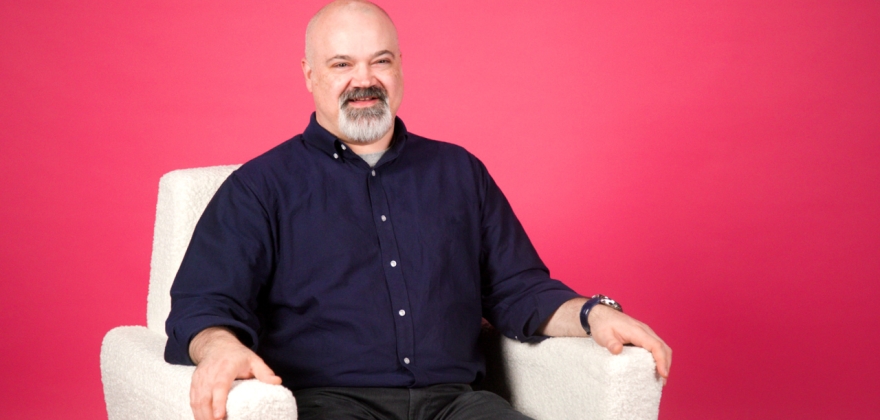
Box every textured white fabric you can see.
[101,326,296,420]
[146,165,240,334]
[500,337,662,420]
[101,165,663,419]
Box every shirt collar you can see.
[302,112,408,168]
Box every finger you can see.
[606,336,624,355]
[663,343,672,377]
[212,385,229,420]
[191,375,214,420]
[624,327,670,378]
[649,339,672,378]
[652,345,670,378]
[642,324,672,378]
[251,358,283,385]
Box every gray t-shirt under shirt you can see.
[358,149,387,167]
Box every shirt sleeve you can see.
[473,157,582,343]
[164,172,275,365]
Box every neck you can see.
[342,129,393,154]
[315,112,395,154]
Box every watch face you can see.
[597,295,622,312]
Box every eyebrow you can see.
[326,50,396,64]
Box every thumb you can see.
[605,337,624,355]
[250,357,283,385]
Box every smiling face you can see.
[302,1,403,146]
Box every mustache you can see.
[339,86,388,106]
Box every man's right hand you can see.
[188,327,283,420]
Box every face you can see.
[302,6,403,143]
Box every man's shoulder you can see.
[404,131,479,165]
[242,132,318,170]
[224,135,307,194]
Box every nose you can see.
[351,63,375,88]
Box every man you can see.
[165,1,672,419]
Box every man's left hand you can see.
[587,304,672,379]
[537,297,672,379]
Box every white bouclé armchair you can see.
[100,165,664,420]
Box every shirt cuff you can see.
[519,286,582,343]
[164,315,259,365]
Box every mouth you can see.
[345,96,380,107]
[340,86,387,110]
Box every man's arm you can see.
[536,297,672,379]
[467,155,671,377]
[163,171,281,420]
[187,327,282,420]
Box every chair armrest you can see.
[101,326,297,420]
[494,336,663,420]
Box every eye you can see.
[332,62,349,68]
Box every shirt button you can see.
[381,215,387,222]
[333,153,339,159]
[371,170,376,176]
[340,144,347,150]
[398,309,406,316]
[390,260,397,267]
[403,357,410,364]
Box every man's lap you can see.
[293,384,533,420]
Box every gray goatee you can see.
[337,86,393,143]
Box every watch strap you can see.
[579,294,623,336]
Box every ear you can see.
[301,58,314,93]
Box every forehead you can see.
[311,7,399,59]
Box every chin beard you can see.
[337,86,393,143]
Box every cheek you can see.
[381,74,403,101]
[315,79,345,107]
[316,73,342,93]
[389,81,404,108]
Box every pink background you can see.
[2,1,879,418]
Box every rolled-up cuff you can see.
[164,315,259,365]
[518,285,582,343]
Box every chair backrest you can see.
[146,165,241,334]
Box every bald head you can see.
[305,0,399,65]
[300,0,404,149]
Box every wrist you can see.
[579,294,623,336]
[189,326,239,364]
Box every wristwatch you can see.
[579,294,623,336]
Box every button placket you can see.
[367,168,416,375]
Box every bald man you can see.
[164,1,671,419]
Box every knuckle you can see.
[190,386,212,407]
[215,358,231,370]
[248,353,263,365]
[195,389,210,401]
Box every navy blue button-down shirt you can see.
[164,114,580,390]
